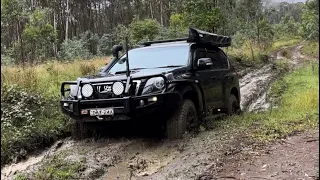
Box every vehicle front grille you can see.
[92,80,141,99]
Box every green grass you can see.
[33,151,85,180]
[224,39,267,67]
[209,63,319,142]
[273,58,291,74]
[267,36,303,54]
[1,58,107,98]
[224,36,302,67]
[14,174,27,180]
[301,41,319,57]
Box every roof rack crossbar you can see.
[141,38,189,46]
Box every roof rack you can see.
[140,27,231,47]
[141,38,188,46]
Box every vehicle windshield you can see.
[106,44,189,74]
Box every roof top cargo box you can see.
[141,27,231,47]
[188,27,231,47]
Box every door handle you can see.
[211,76,218,80]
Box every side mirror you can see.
[197,58,213,70]
[112,45,123,59]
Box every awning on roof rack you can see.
[188,27,231,47]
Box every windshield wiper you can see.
[114,68,146,74]
[155,65,183,68]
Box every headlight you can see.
[142,77,165,94]
[81,84,94,98]
[112,81,124,95]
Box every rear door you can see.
[206,50,224,108]
[217,50,231,107]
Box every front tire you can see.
[72,122,93,140]
[166,99,198,139]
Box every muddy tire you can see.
[166,99,198,139]
[226,94,241,116]
[72,122,92,140]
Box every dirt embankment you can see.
[201,129,319,180]
[1,42,317,180]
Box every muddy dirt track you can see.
[1,43,318,180]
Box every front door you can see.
[194,48,222,109]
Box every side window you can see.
[194,48,206,60]
[218,51,229,69]
[207,51,223,69]
[193,48,206,68]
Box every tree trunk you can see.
[150,1,153,19]
[250,41,255,62]
[18,22,24,66]
[53,11,58,58]
[65,0,69,41]
[160,0,163,26]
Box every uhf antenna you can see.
[124,36,131,94]
[125,36,130,77]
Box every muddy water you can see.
[1,43,306,180]
[239,64,275,112]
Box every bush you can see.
[232,31,247,48]
[79,31,99,55]
[273,58,291,74]
[79,63,97,76]
[59,39,91,61]
[226,39,266,67]
[1,55,15,65]
[301,41,319,57]
[129,17,161,43]
[98,33,115,56]
[258,53,270,63]
[1,84,71,167]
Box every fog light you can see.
[147,96,157,102]
[63,103,68,107]
[139,100,145,106]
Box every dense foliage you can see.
[1,0,319,64]
[1,84,71,166]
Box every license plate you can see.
[89,108,114,116]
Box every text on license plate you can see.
[89,108,114,116]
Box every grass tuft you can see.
[267,36,302,53]
[34,151,86,180]
[301,41,319,58]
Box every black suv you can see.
[60,28,241,139]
